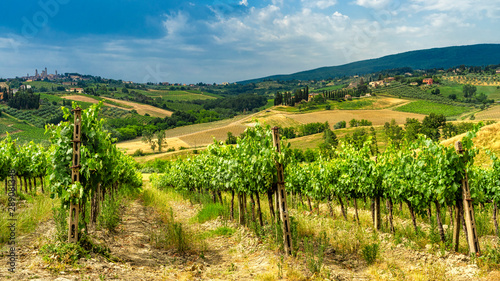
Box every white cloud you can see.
[410,0,500,18]
[302,0,337,9]
[355,0,392,9]
[163,11,189,37]
[239,0,248,6]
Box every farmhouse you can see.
[308,93,320,100]
[496,69,500,74]
[384,77,395,83]
[0,92,3,100]
[68,88,84,93]
[345,95,352,101]
[20,85,32,90]
[62,81,77,86]
[369,80,384,88]
[423,78,434,85]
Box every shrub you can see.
[133,149,145,156]
[97,195,121,232]
[334,120,346,129]
[362,243,379,265]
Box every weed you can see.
[362,243,379,265]
[97,194,121,232]
[193,202,228,223]
[40,241,89,265]
[54,205,68,242]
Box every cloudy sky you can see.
[0,0,499,84]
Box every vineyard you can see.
[3,103,500,279]
[147,123,500,278]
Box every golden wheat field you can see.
[475,105,500,120]
[284,109,425,127]
[62,95,129,109]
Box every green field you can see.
[435,85,500,101]
[336,99,373,110]
[25,81,61,88]
[0,114,48,143]
[312,84,346,92]
[394,100,471,117]
[129,89,217,101]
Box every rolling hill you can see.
[239,44,500,83]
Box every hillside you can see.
[239,44,500,83]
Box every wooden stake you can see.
[272,127,293,256]
[455,141,480,255]
[68,107,82,243]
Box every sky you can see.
[0,0,499,84]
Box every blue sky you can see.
[0,0,499,83]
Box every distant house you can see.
[308,93,319,100]
[68,88,84,93]
[12,89,19,94]
[345,95,352,101]
[0,92,3,100]
[369,81,384,88]
[62,81,77,86]
[384,77,395,83]
[423,78,434,85]
[496,69,500,74]
[20,85,32,90]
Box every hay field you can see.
[179,124,247,146]
[287,109,425,127]
[0,82,8,89]
[117,137,190,155]
[242,112,302,128]
[368,96,409,109]
[62,95,129,110]
[104,97,172,117]
[441,122,500,166]
[475,105,500,120]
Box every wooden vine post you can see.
[68,107,82,243]
[373,156,381,231]
[272,127,293,255]
[455,141,480,255]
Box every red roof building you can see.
[423,78,434,85]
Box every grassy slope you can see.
[394,100,471,117]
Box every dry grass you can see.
[117,137,191,155]
[368,96,411,109]
[243,112,302,128]
[441,122,500,166]
[179,124,248,146]
[62,95,125,109]
[475,105,500,120]
[288,109,425,127]
[104,97,172,117]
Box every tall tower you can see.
[55,70,58,76]
[35,69,38,78]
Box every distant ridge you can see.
[238,44,500,83]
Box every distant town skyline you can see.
[0,0,499,84]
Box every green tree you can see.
[404,118,422,141]
[156,130,167,152]
[463,84,477,98]
[225,132,237,144]
[142,129,157,152]
[421,113,446,141]
[384,119,404,148]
